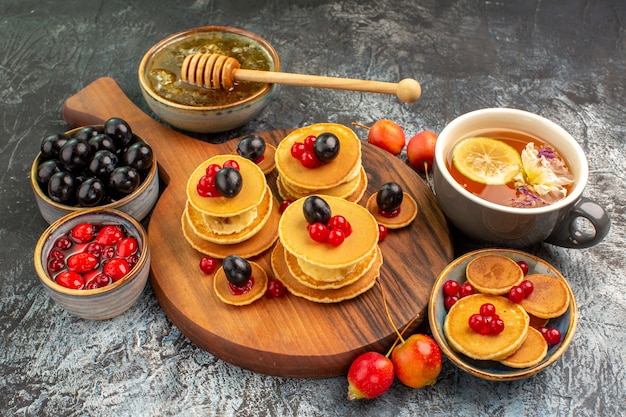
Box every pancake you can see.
[365,192,418,229]
[187,154,266,217]
[214,261,268,306]
[275,123,362,190]
[500,326,548,368]
[278,166,366,200]
[271,242,382,303]
[276,168,368,203]
[465,254,524,295]
[278,195,379,269]
[443,293,530,361]
[519,274,570,319]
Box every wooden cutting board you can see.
[62,77,453,378]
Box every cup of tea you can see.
[433,108,610,248]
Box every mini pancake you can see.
[214,261,268,306]
[444,293,529,361]
[365,192,418,229]
[234,143,276,174]
[275,123,362,190]
[181,196,280,259]
[276,168,368,203]
[465,254,524,295]
[278,166,366,200]
[278,195,379,269]
[283,242,378,289]
[500,326,548,368]
[519,274,570,319]
[185,185,272,244]
[187,154,266,217]
[271,243,382,303]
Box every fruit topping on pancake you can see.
[214,255,268,306]
[365,182,418,229]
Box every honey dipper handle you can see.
[234,69,421,103]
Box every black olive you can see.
[88,150,119,179]
[40,133,69,161]
[302,195,331,224]
[376,182,404,212]
[48,171,77,204]
[36,159,61,185]
[88,133,117,154]
[313,132,340,163]
[215,167,242,198]
[236,134,266,162]
[76,177,106,207]
[223,255,252,287]
[104,117,133,148]
[123,141,154,172]
[108,166,140,195]
[73,126,101,142]
[59,137,92,173]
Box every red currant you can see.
[444,295,459,310]
[479,303,496,317]
[443,280,460,297]
[290,142,306,159]
[544,328,562,345]
[327,228,346,246]
[377,224,388,242]
[205,163,221,177]
[520,279,534,297]
[479,315,494,335]
[116,237,138,258]
[300,150,321,169]
[459,282,475,298]
[55,271,85,289]
[517,260,529,276]
[199,256,217,274]
[222,159,240,170]
[490,317,505,335]
[328,215,352,237]
[304,135,317,150]
[468,314,485,333]
[508,285,525,303]
[308,222,329,243]
[266,278,287,297]
[279,199,294,214]
[96,225,124,246]
[103,258,131,281]
[71,223,96,243]
[66,252,99,274]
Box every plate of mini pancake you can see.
[428,248,578,381]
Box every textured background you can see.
[1,0,624,416]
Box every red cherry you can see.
[544,328,562,345]
[508,285,525,303]
[279,199,294,214]
[266,278,287,297]
[303,135,317,150]
[54,236,73,250]
[490,317,505,335]
[327,228,346,246]
[84,242,104,257]
[290,142,306,159]
[443,280,460,297]
[48,258,65,273]
[520,279,534,297]
[459,282,475,297]
[517,260,529,276]
[55,271,85,289]
[96,225,124,246]
[444,295,459,310]
[199,256,217,274]
[103,258,131,281]
[377,224,388,242]
[101,246,115,260]
[308,222,329,243]
[66,252,99,273]
[479,303,496,317]
[222,159,240,170]
[300,150,322,168]
[116,237,138,258]
[84,273,112,289]
[71,223,96,243]
[126,254,139,268]
[468,313,485,333]
[328,215,352,237]
[347,351,394,400]
[48,249,64,260]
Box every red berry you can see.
[327,228,346,246]
[479,303,496,317]
[96,225,124,246]
[517,260,529,275]
[55,271,85,289]
[520,279,534,297]
[444,295,459,310]
[205,163,221,177]
[347,351,394,400]
[479,315,494,335]
[126,254,139,268]
[84,242,104,257]
[116,237,138,258]
[54,236,73,250]
[300,150,321,168]
[48,249,65,260]
[103,258,131,281]
[197,175,220,197]
[490,317,505,335]
[328,215,352,237]
[377,224,388,242]
[222,159,240,170]
[279,199,294,214]
[443,280,460,297]
[71,223,95,243]
[84,273,112,289]
[101,246,115,259]
[66,252,99,273]
[459,282,475,298]
[544,328,562,345]
[290,142,306,159]
[48,258,65,273]
[468,313,485,333]
[308,222,329,243]
[266,278,287,297]
[508,285,525,303]
[303,135,317,150]
[199,256,217,274]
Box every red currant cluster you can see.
[538,326,562,345]
[468,303,505,335]
[47,223,139,290]
[308,215,352,247]
[442,280,475,310]
[508,279,534,303]
[196,160,241,198]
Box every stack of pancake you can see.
[271,195,382,303]
[181,154,280,259]
[275,123,368,202]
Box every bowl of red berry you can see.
[428,248,578,381]
[33,208,150,320]
[30,117,159,224]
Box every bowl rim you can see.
[34,207,150,297]
[30,125,158,213]
[428,247,578,381]
[137,25,281,111]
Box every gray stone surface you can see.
[1,0,624,416]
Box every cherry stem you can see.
[377,279,406,356]
[351,121,371,131]
[424,161,430,183]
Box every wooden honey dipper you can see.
[180,53,422,103]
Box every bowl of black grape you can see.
[30,117,159,224]
[34,208,150,320]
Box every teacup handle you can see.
[546,197,611,248]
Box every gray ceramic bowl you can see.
[428,248,578,381]
[34,208,150,320]
[138,26,280,133]
[30,126,159,224]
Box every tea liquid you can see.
[446,129,573,208]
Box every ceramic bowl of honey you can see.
[138,26,280,133]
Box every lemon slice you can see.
[452,137,522,185]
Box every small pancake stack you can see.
[271,195,382,303]
[275,123,368,202]
[181,154,280,259]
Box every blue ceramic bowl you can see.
[428,248,578,381]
